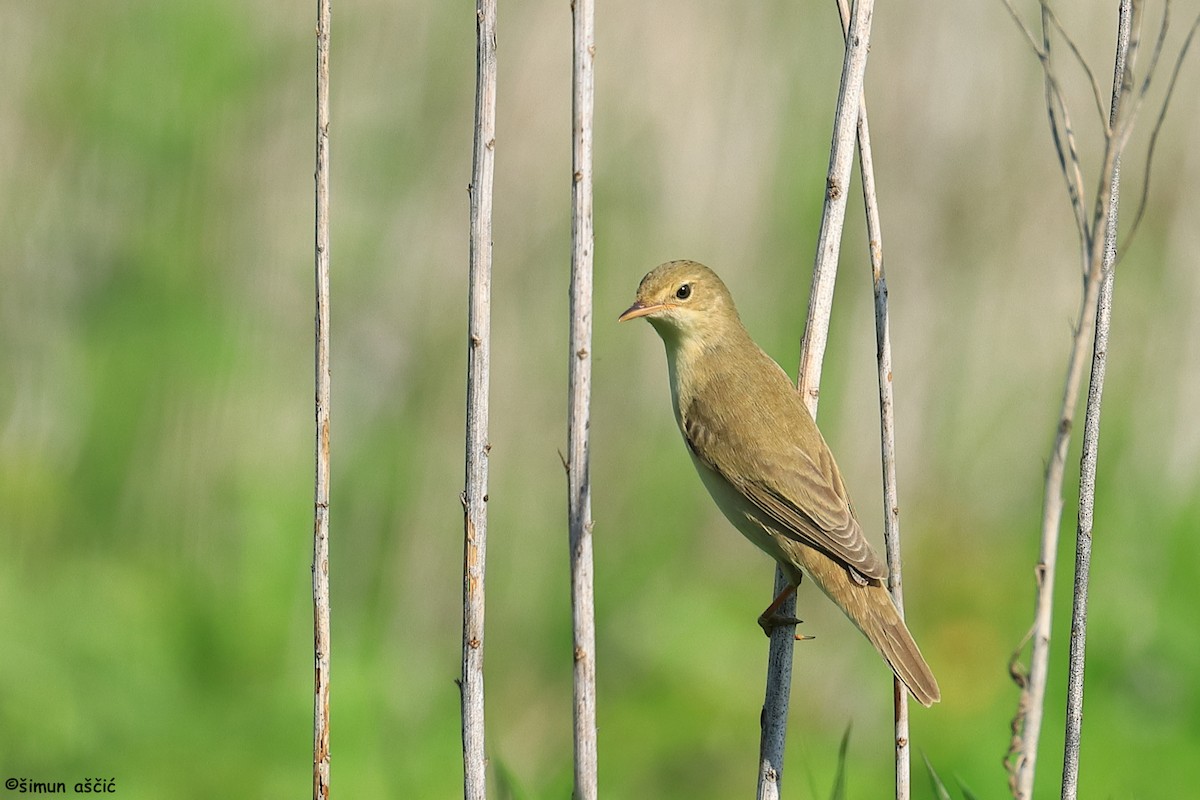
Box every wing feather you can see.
[681,373,888,581]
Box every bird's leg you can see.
[757,583,814,641]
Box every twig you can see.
[1006,160,1103,800]
[1001,2,1158,796]
[798,0,877,401]
[1062,5,1133,797]
[1045,6,1109,127]
[1004,1,1094,250]
[311,0,332,795]
[1122,8,1200,258]
[829,0,912,796]
[1043,6,1093,253]
[757,567,796,800]
[757,1,875,797]
[1138,1,1170,91]
[461,2,496,798]
[1002,7,1107,794]
[568,0,598,797]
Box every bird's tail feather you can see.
[855,586,940,707]
[803,555,941,707]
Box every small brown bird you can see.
[619,260,940,706]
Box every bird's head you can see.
[618,260,742,349]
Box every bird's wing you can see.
[682,393,889,582]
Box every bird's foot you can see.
[757,613,814,641]
[757,582,813,640]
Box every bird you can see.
[619,259,940,707]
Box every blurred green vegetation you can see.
[3,1,1198,798]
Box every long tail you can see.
[854,584,941,707]
[801,551,941,706]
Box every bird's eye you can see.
[675,283,692,300]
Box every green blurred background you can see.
[3,1,1198,797]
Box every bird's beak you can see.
[618,300,667,322]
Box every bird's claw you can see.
[757,613,813,641]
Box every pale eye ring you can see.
[675,283,691,300]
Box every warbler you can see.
[619,259,939,706]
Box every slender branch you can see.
[1003,7,1102,795]
[461,2,497,798]
[757,566,796,800]
[1006,145,1109,800]
[568,0,598,797]
[830,0,911,796]
[1002,0,1093,251]
[1046,5,1109,128]
[1062,4,1133,797]
[1002,8,1110,793]
[1001,0,1045,55]
[1123,10,1200,257]
[796,0,876,402]
[1098,2,1141,184]
[757,1,875,797]
[1138,1,1171,92]
[311,0,332,795]
[1003,2,1156,796]
[869,125,913,800]
[1059,206,1115,800]
[1042,7,1093,251]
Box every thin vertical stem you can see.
[1008,11,1093,796]
[1062,4,1132,797]
[796,0,875,400]
[1060,258,1112,800]
[830,0,912,791]
[756,567,796,800]
[868,176,911,800]
[828,0,911,793]
[461,1,497,798]
[758,1,875,797]
[311,0,332,795]
[1009,166,1106,800]
[568,0,598,797]
[1006,3,1138,797]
